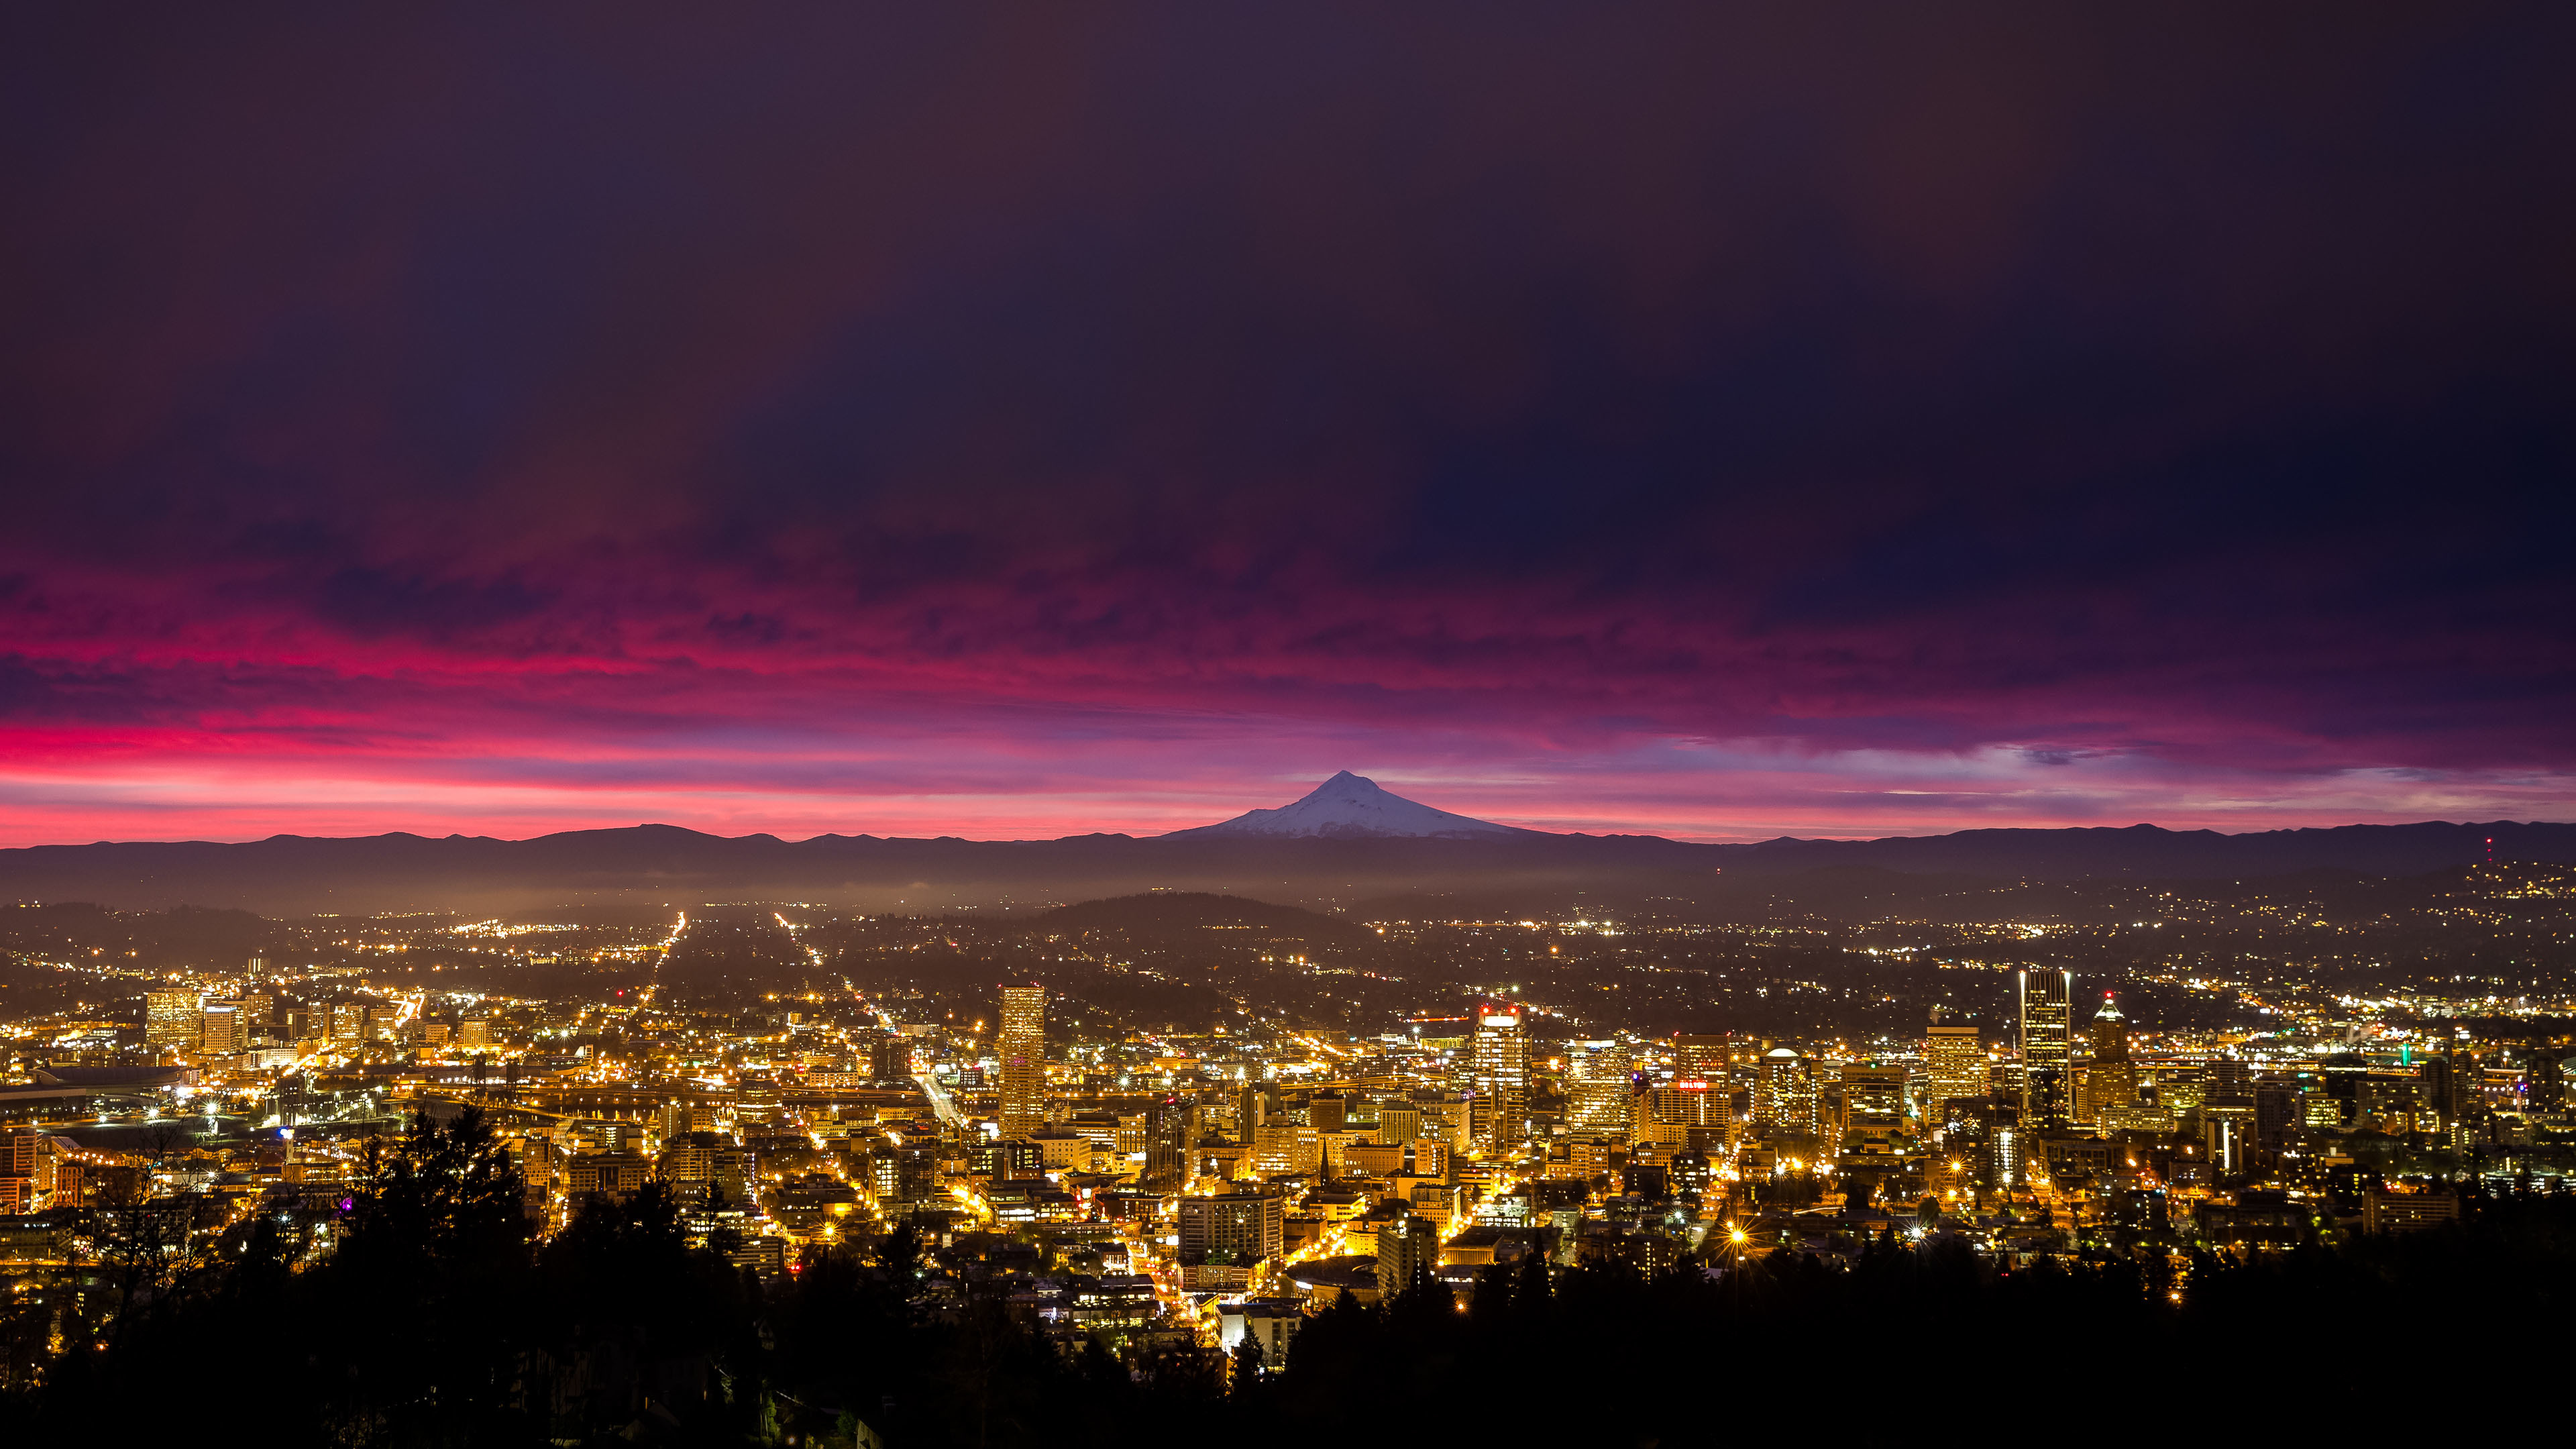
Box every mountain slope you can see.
[1161,771,1534,839]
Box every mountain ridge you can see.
[3,814,2571,916]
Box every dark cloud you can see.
[0,5,2570,840]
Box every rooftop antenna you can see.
[2487,836,2496,865]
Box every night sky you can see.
[3,9,2572,845]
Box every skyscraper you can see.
[2082,994,2136,1122]
[1566,1040,1633,1136]
[998,983,1046,1139]
[1755,1047,1817,1134]
[1468,1002,1528,1152]
[199,1002,242,1055]
[1925,1011,1984,1120]
[2019,969,2074,1130]
[1141,1097,1189,1189]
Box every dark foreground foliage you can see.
[4,1109,2568,1445]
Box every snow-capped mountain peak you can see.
[1163,771,1535,839]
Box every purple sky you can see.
[3,7,2573,845]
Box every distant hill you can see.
[0,816,2567,916]
[1719,819,2575,879]
[1030,892,1371,943]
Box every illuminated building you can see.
[234,994,274,1045]
[1376,1099,1422,1146]
[1140,1097,1189,1189]
[565,1150,652,1202]
[1636,1081,1728,1148]
[1839,1063,1907,1157]
[657,1102,718,1141]
[331,1003,366,1051]
[2019,969,2073,1130]
[458,1019,492,1048]
[657,1134,754,1203]
[1566,1040,1633,1136]
[145,989,201,1051]
[1375,1215,1438,1299]
[998,983,1046,1139]
[1309,1093,1347,1133]
[1755,1047,1815,1134]
[1,1130,51,1209]
[1671,1034,1729,1081]
[1179,1189,1285,1260]
[199,1003,242,1055]
[2080,994,2136,1122]
[1924,1012,1984,1119]
[1252,1122,1320,1176]
[1469,1002,1529,1152]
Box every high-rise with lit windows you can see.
[1925,1012,1985,1120]
[1756,1047,1817,1134]
[2081,994,2136,1122]
[1566,1040,1632,1136]
[2019,969,2074,1130]
[999,984,1046,1139]
[1469,1003,1528,1152]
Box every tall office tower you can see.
[245,955,269,981]
[1924,1012,1985,1121]
[1672,1034,1729,1081]
[145,990,203,1051]
[1566,1040,1633,1135]
[1839,1062,1907,1148]
[366,1005,402,1043]
[1141,1097,1191,1189]
[199,1003,242,1055]
[1375,1216,1439,1300]
[1755,1048,1817,1133]
[2082,995,2137,1121]
[998,984,1046,1138]
[232,994,274,1045]
[2019,969,2074,1130]
[330,1002,368,1051]
[1469,1003,1529,1152]
[458,1019,492,1048]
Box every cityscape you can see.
[5,831,2576,1438]
[5,5,2573,1446]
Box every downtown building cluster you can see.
[5,902,2575,1388]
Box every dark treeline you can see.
[6,1110,2567,1444]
